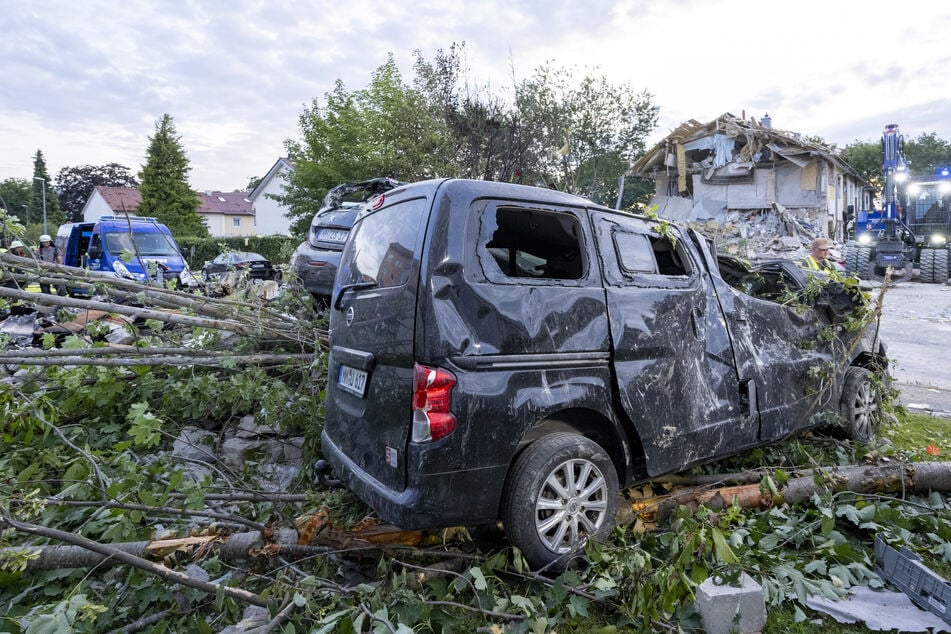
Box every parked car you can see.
[200,251,280,281]
[320,179,888,570]
[289,178,404,299]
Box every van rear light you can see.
[412,363,456,442]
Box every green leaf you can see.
[126,402,162,448]
[804,559,827,575]
[794,605,807,622]
[711,527,738,564]
[469,566,487,591]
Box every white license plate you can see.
[338,365,368,397]
[317,228,349,244]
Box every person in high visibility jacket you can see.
[802,237,836,272]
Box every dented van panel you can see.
[322,178,886,560]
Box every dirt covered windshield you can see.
[104,231,179,256]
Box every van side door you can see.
[590,211,754,475]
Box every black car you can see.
[289,178,404,299]
[321,179,888,570]
[201,252,280,282]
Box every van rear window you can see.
[339,197,427,288]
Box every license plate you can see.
[317,228,349,244]
[338,365,368,397]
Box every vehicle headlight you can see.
[931,234,947,245]
[857,233,872,245]
[113,260,145,280]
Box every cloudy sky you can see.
[3,0,951,192]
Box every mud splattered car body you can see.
[321,179,886,569]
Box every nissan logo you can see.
[346,306,354,327]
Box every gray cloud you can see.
[3,0,951,191]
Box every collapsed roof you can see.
[630,112,868,260]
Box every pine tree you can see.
[137,114,207,237]
[32,149,65,231]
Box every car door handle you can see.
[690,307,703,337]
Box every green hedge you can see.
[177,235,302,269]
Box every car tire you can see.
[839,366,881,441]
[501,432,618,571]
[201,269,209,282]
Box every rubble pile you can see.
[687,202,842,263]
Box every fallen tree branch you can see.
[0,353,313,367]
[0,515,269,608]
[36,499,267,531]
[1,252,313,324]
[642,461,951,520]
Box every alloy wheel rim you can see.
[534,458,609,553]
[852,380,878,438]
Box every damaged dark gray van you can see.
[321,179,887,569]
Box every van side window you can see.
[484,207,584,280]
[615,231,690,277]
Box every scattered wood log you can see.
[620,461,951,523]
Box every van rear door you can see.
[323,190,432,492]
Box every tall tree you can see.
[840,140,883,190]
[904,132,951,178]
[413,43,523,182]
[0,178,33,224]
[515,64,658,207]
[281,55,447,234]
[31,150,65,231]
[137,114,206,237]
[56,163,138,223]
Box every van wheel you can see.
[501,433,618,571]
[839,367,881,441]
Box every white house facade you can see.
[248,158,294,236]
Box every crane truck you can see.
[847,124,951,283]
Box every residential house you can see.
[248,158,295,235]
[198,191,255,237]
[81,186,255,237]
[629,112,871,258]
[82,186,142,221]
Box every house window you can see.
[232,217,241,228]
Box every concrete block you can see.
[695,572,766,634]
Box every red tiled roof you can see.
[96,186,142,213]
[198,191,254,216]
[94,187,253,216]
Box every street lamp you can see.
[32,177,47,234]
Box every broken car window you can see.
[613,232,656,273]
[485,207,584,280]
[614,232,690,277]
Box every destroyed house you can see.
[630,113,871,258]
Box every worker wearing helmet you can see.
[7,240,26,257]
[35,234,64,294]
[2,240,28,289]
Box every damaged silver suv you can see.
[289,178,403,299]
[321,179,887,570]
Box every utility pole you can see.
[33,177,47,234]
